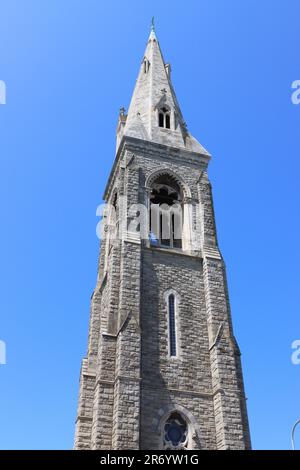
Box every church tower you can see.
[74,25,251,450]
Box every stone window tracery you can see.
[149,174,183,249]
[163,412,189,450]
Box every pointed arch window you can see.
[165,113,170,129]
[149,174,183,249]
[109,191,118,248]
[168,293,177,357]
[158,107,171,129]
[111,192,118,226]
[143,58,150,74]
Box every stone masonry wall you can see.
[74,138,251,450]
[140,248,216,449]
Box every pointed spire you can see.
[148,16,157,42]
[151,16,155,33]
[118,24,209,156]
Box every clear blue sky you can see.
[0,0,299,450]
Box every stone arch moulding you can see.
[152,403,202,450]
[145,168,192,199]
[163,288,181,303]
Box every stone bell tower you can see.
[74,24,251,450]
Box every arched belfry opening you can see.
[149,173,183,249]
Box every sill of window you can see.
[147,244,184,255]
[159,127,172,133]
[146,243,203,259]
[168,356,181,361]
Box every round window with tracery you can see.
[163,412,188,449]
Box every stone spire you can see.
[118,24,210,155]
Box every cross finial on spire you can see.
[151,16,155,33]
